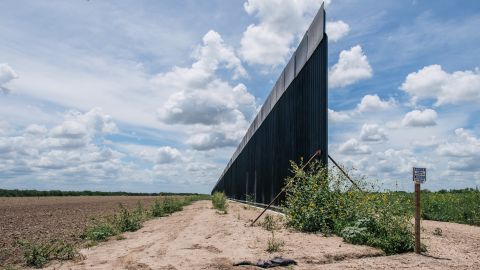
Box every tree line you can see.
[0,189,203,197]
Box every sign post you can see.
[413,167,426,254]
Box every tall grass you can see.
[422,190,479,225]
[388,189,480,226]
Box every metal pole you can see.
[415,181,421,254]
[328,154,362,191]
[250,150,321,226]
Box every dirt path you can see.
[46,201,480,270]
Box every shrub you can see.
[340,218,370,244]
[283,162,335,233]
[151,199,165,217]
[114,203,142,232]
[18,240,76,268]
[162,198,183,214]
[150,198,185,217]
[284,160,415,255]
[49,240,76,261]
[82,223,116,242]
[18,240,49,268]
[134,201,149,220]
[212,192,228,213]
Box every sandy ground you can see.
[46,200,480,270]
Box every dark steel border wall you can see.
[212,5,328,205]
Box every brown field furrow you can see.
[0,196,163,267]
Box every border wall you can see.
[212,4,328,204]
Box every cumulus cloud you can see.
[412,136,440,148]
[374,148,416,175]
[339,138,371,155]
[326,20,350,42]
[437,128,479,158]
[155,31,257,151]
[400,64,480,106]
[186,132,238,151]
[328,108,350,122]
[25,124,48,135]
[152,30,247,89]
[239,0,324,67]
[194,30,247,80]
[156,146,182,164]
[329,45,373,88]
[356,94,395,113]
[401,109,437,127]
[0,63,18,94]
[436,128,480,172]
[119,143,222,186]
[159,82,255,126]
[360,124,388,142]
[51,108,116,138]
[0,108,125,183]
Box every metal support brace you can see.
[250,150,321,226]
[328,154,362,191]
[249,152,363,226]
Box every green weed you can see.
[421,190,480,226]
[212,192,228,213]
[151,199,165,217]
[266,237,284,253]
[284,160,415,255]
[385,189,480,226]
[18,240,76,268]
[261,214,282,231]
[261,214,284,253]
[82,223,116,242]
[162,198,184,214]
[150,198,185,217]
[114,203,142,232]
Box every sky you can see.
[0,0,479,194]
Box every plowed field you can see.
[0,196,161,267]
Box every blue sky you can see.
[0,0,479,194]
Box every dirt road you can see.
[46,200,480,270]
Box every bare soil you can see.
[44,200,480,270]
[0,196,161,267]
